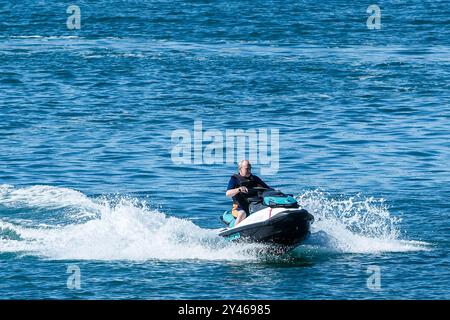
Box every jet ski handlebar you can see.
[251,187,270,191]
[245,187,273,202]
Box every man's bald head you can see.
[238,160,252,177]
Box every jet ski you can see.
[218,187,314,252]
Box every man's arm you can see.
[226,187,242,198]
[225,176,247,197]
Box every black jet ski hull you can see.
[219,209,313,249]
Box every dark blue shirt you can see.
[227,174,270,191]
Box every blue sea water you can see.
[0,0,449,299]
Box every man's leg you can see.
[234,210,247,226]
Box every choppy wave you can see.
[0,185,264,261]
[296,190,429,254]
[0,185,429,261]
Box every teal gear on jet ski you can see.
[263,195,297,206]
[221,210,236,228]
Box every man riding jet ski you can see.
[225,159,271,227]
[219,160,314,250]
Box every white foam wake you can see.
[0,185,262,261]
[0,185,429,261]
[0,184,100,220]
[295,190,429,254]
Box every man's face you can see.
[239,162,251,177]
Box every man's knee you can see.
[237,211,246,219]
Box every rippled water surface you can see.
[0,1,449,299]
